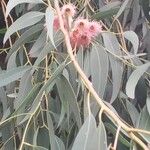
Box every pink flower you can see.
[73,18,89,31]
[53,15,67,31]
[70,29,91,48]
[88,21,102,37]
[61,3,76,17]
[53,16,60,31]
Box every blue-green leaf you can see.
[6,0,44,17]
[4,11,44,43]
[126,62,150,99]
[0,66,31,88]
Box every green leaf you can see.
[0,66,31,88]
[31,33,63,73]
[4,11,44,43]
[11,83,42,117]
[0,28,6,34]
[46,112,65,150]
[7,51,17,69]
[6,0,44,17]
[19,62,66,124]
[6,23,44,61]
[56,75,81,128]
[97,120,107,150]
[126,100,139,126]
[45,7,56,48]
[29,29,47,57]
[115,0,130,19]
[146,96,150,116]
[90,44,109,98]
[92,1,121,20]
[123,31,139,54]
[105,123,130,148]
[136,106,150,143]
[126,62,150,99]
[102,32,123,103]
[72,114,99,150]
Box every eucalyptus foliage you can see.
[0,0,150,150]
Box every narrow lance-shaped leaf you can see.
[6,0,44,17]
[0,66,31,88]
[72,114,98,150]
[123,31,139,54]
[3,11,44,44]
[45,7,56,48]
[115,0,130,19]
[102,32,123,103]
[126,62,150,99]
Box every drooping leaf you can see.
[0,66,31,88]
[92,1,121,20]
[136,106,150,143]
[45,7,56,48]
[19,62,66,124]
[123,31,139,54]
[6,0,44,17]
[90,44,109,98]
[29,29,47,57]
[97,119,107,150]
[4,11,44,43]
[126,100,139,126]
[72,114,99,150]
[102,32,123,103]
[56,75,81,128]
[47,111,65,150]
[146,96,150,116]
[126,62,150,99]
[105,123,130,148]
[6,23,44,61]
[115,0,130,19]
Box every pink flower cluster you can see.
[53,4,102,48]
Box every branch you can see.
[54,1,149,149]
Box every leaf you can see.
[136,106,150,143]
[97,120,107,150]
[14,70,32,109]
[90,44,101,96]
[45,7,55,48]
[7,51,17,69]
[123,31,139,54]
[92,1,121,20]
[37,127,49,149]
[19,62,66,124]
[105,123,130,148]
[33,128,39,148]
[4,11,44,43]
[46,112,65,150]
[0,66,31,88]
[126,100,139,126]
[146,96,150,116]
[11,83,42,117]
[102,32,123,103]
[56,75,81,128]
[29,29,47,57]
[6,0,44,17]
[72,114,99,150]
[115,0,130,19]
[6,23,44,61]
[31,33,63,73]
[126,62,150,99]
[90,44,109,98]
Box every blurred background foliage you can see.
[0,0,150,150]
